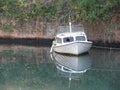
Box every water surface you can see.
[0,45,119,90]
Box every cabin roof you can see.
[56,31,86,38]
[57,25,84,34]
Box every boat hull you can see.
[52,41,92,55]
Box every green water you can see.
[0,45,119,90]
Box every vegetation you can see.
[0,0,119,33]
[0,0,119,22]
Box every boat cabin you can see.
[55,32,87,44]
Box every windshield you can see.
[56,38,62,43]
[76,36,86,41]
[63,37,74,43]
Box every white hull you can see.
[52,41,92,55]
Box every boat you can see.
[50,19,92,55]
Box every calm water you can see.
[0,45,119,90]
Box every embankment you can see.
[0,20,120,48]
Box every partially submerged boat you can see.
[50,20,92,55]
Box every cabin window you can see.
[56,38,62,43]
[76,36,86,41]
[63,37,74,43]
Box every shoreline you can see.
[0,37,53,47]
[92,41,120,49]
[0,37,120,49]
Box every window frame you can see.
[76,36,86,41]
[63,37,74,43]
[56,38,62,43]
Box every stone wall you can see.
[0,19,120,46]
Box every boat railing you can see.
[57,25,84,34]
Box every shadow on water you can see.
[0,38,53,47]
[0,45,119,90]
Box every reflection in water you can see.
[0,45,54,90]
[0,45,119,90]
[50,52,92,88]
[89,48,120,71]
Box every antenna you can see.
[69,15,72,33]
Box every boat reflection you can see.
[50,52,92,87]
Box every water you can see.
[0,45,119,90]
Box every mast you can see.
[69,15,72,33]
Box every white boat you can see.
[50,21,92,55]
